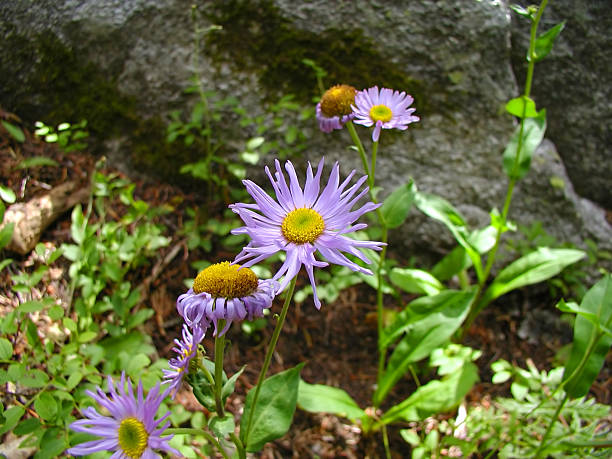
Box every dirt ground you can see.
[1,112,610,458]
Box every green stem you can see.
[382,424,392,459]
[166,428,231,459]
[346,121,372,179]
[230,432,246,459]
[242,277,297,446]
[214,322,226,417]
[462,0,548,334]
[348,122,391,405]
[535,391,568,458]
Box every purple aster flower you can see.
[67,372,178,459]
[316,84,357,133]
[162,323,205,398]
[230,158,384,309]
[352,86,419,141]
[177,261,278,336]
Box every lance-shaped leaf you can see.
[375,289,475,405]
[415,193,484,281]
[380,362,479,425]
[297,380,365,422]
[390,268,444,296]
[480,248,585,310]
[241,363,304,452]
[502,110,546,180]
[381,180,416,229]
[431,225,497,282]
[532,21,565,62]
[561,275,612,398]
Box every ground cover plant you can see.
[0,1,610,458]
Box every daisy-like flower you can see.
[176,261,278,336]
[67,373,178,459]
[352,86,419,141]
[230,158,384,309]
[162,323,205,398]
[316,84,357,133]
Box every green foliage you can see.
[559,275,612,398]
[297,380,365,422]
[460,359,610,458]
[34,119,89,152]
[0,168,172,452]
[502,110,547,180]
[1,120,25,142]
[380,180,416,229]
[241,363,304,452]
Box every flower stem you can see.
[462,0,548,334]
[242,277,297,446]
[214,322,226,417]
[535,391,568,458]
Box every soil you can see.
[0,111,610,458]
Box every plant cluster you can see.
[0,1,610,458]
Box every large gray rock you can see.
[1,0,610,259]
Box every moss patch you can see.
[0,30,201,183]
[203,0,428,114]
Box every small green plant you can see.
[34,120,89,152]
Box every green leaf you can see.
[0,338,13,360]
[222,366,246,400]
[381,180,416,229]
[0,223,14,250]
[1,120,25,142]
[375,289,476,405]
[246,136,265,151]
[562,275,612,398]
[502,111,546,180]
[34,392,58,421]
[241,363,304,452]
[390,268,444,296]
[380,362,479,425]
[297,380,365,422]
[414,192,484,281]
[16,156,60,169]
[505,96,538,118]
[0,185,16,203]
[20,369,49,388]
[0,405,25,435]
[13,417,42,435]
[209,414,235,439]
[532,21,565,62]
[481,248,585,307]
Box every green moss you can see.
[203,0,429,114]
[0,30,198,183]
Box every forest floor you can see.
[0,114,610,458]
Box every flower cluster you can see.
[317,84,419,140]
[68,83,405,458]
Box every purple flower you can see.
[162,324,205,398]
[230,158,384,309]
[67,373,178,458]
[316,84,357,133]
[352,86,419,141]
[177,261,278,336]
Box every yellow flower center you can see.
[369,104,393,123]
[118,417,148,459]
[192,261,259,298]
[320,84,357,118]
[281,208,325,244]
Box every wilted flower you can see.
[316,84,357,133]
[176,261,277,336]
[352,86,419,141]
[162,324,205,398]
[67,373,177,458]
[230,158,384,308]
